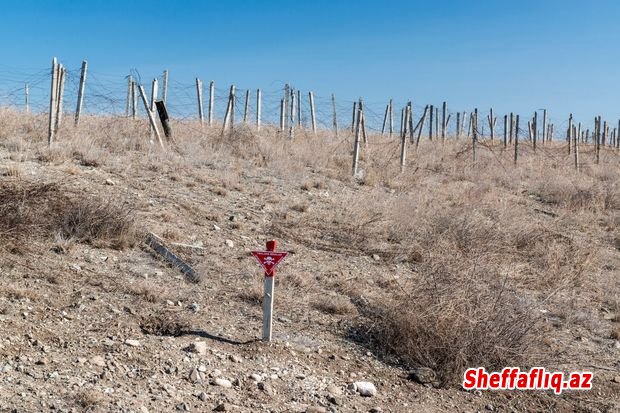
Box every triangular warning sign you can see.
[251,251,288,276]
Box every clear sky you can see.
[1,0,619,131]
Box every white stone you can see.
[354,381,377,397]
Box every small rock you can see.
[89,356,106,367]
[257,382,274,396]
[327,395,341,406]
[197,391,208,402]
[306,407,327,413]
[408,367,437,384]
[188,368,202,383]
[485,403,494,411]
[213,224,221,231]
[612,376,620,383]
[139,406,149,413]
[371,254,380,261]
[175,402,189,411]
[228,354,242,363]
[326,384,342,395]
[250,373,262,382]
[225,240,234,248]
[189,302,200,313]
[70,264,81,273]
[369,408,383,413]
[105,179,115,186]
[124,339,141,347]
[214,403,234,412]
[214,378,232,388]
[189,341,208,355]
[354,381,377,397]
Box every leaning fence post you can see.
[309,91,317,134]
[415,105,428,150]
[74,60,88,126]
[47,57,58,146]
[400,102,410,172]
[150,78,159,135]
[196,78,204,127]
[352,102,362,176]
[381,101,389,135]
[137,84,164,148]
[243,89,250,123]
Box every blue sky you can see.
[1,0,619,130]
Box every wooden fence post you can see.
[150,78,159,135]
[283,84,290,130]
[162,69,168,104]
[222,85,234,134]
[155,100,173,140]
[126,75,132,117]
[595,117,600,164]
[131,79,137,120]
[381,102,389,135]
[435,107,439,139]
[400,102,410,172]
[137,84,164,148]
[351,101,357,133]
[542,109,547,144]
[428,105,433,141]
[574,124,579,172]
[309,91,317,134]
[256,89,262,131]
[359,98,368,145]
[514,115,520,164]
[456,112,460,139]
[208,81,214,127]
[533,111,537,152]
[55,65,66,130]
[567,114,572,154]
[488,108,495,142]
[25,82,29,113]
[332,93,338,137]
[47,57,58,146]
[74,60,88,126]
[441,101,447,141]
[509,113,514,144]
[290,89,296,126]
[415,105,428,149]
[472,108,478,162]
[230,85,235,130]
[352,102,362,176]
[279,98,285,132]
[503,114,508,148]
[399,107,404,137]
[196,78,204,127]
[243,89,250,123]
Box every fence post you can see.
[488,108,495,142]
[290,89,296,126]
[533,111,537,152]
[243,89,250,123]
[74,60,88,126]
[399,107,404,137]
[55,65,66,130]
[331,93,338,137]
[297,90,301,128]
[283,84,289,130]
[309,91,317,134]
[256,89,262,131]
[509,113,514,144]
[150,78,159,135]
[428,105,433,141]
[542,109,547,144]
[415,105,428,150]
[359,98,368,145]
[137,84,164,148]
[456,112,460,139]
[503,114,508,149]
[574,124,579,172]
[352,102,362,176]
[196,78,204,127]
[126,75,132,117]
[595,116,600,164]
[222,85,234,134]
[162,69,168,104]
[230,85,236,130]
[400,102,410,172]
[208,81,214,127]
[131,79,137,120]
[381,102,389,135]
[279,98,285,132]
[441,101,447,141]
[472,108,478,162]
[567,114,572,154]
[47,57,58,146]
[514,115,520,164]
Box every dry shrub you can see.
[359,257,543,386]
[140,311,190,337]
[72,389,102,411]
[313,295,356,315]
[0,180,137,250]
[58,198,137,249]
[127,281,170,303]
[531,179,606,211]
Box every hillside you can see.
[0,110,619,413]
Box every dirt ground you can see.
[0,111,618,412]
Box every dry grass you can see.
[139,311,190,337]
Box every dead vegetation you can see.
[139,310,190,337]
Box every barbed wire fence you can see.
[0,58,616,173]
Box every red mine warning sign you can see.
[251,250,288,277]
